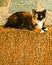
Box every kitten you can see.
[3,9,48,33]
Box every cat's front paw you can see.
[44,28,48,31]
[40,28,48,33]
[40,30,44,33]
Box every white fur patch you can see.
[35,20,44,29]
[40,30,44,33]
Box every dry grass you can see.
[0,26,52,65]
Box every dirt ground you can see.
[0,26,52,65]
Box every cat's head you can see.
[32,9,46,22]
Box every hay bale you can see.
[0,26,52,65]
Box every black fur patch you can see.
[37,10,46,21]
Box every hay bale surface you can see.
[0,26,52,65]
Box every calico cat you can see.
[3,9,48,33]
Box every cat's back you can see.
[9,11,32,20]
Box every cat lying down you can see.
[3,9,48,33]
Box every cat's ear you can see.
[32,9,37,14]
[42,9,46,14]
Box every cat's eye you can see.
[40,15,42,18]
